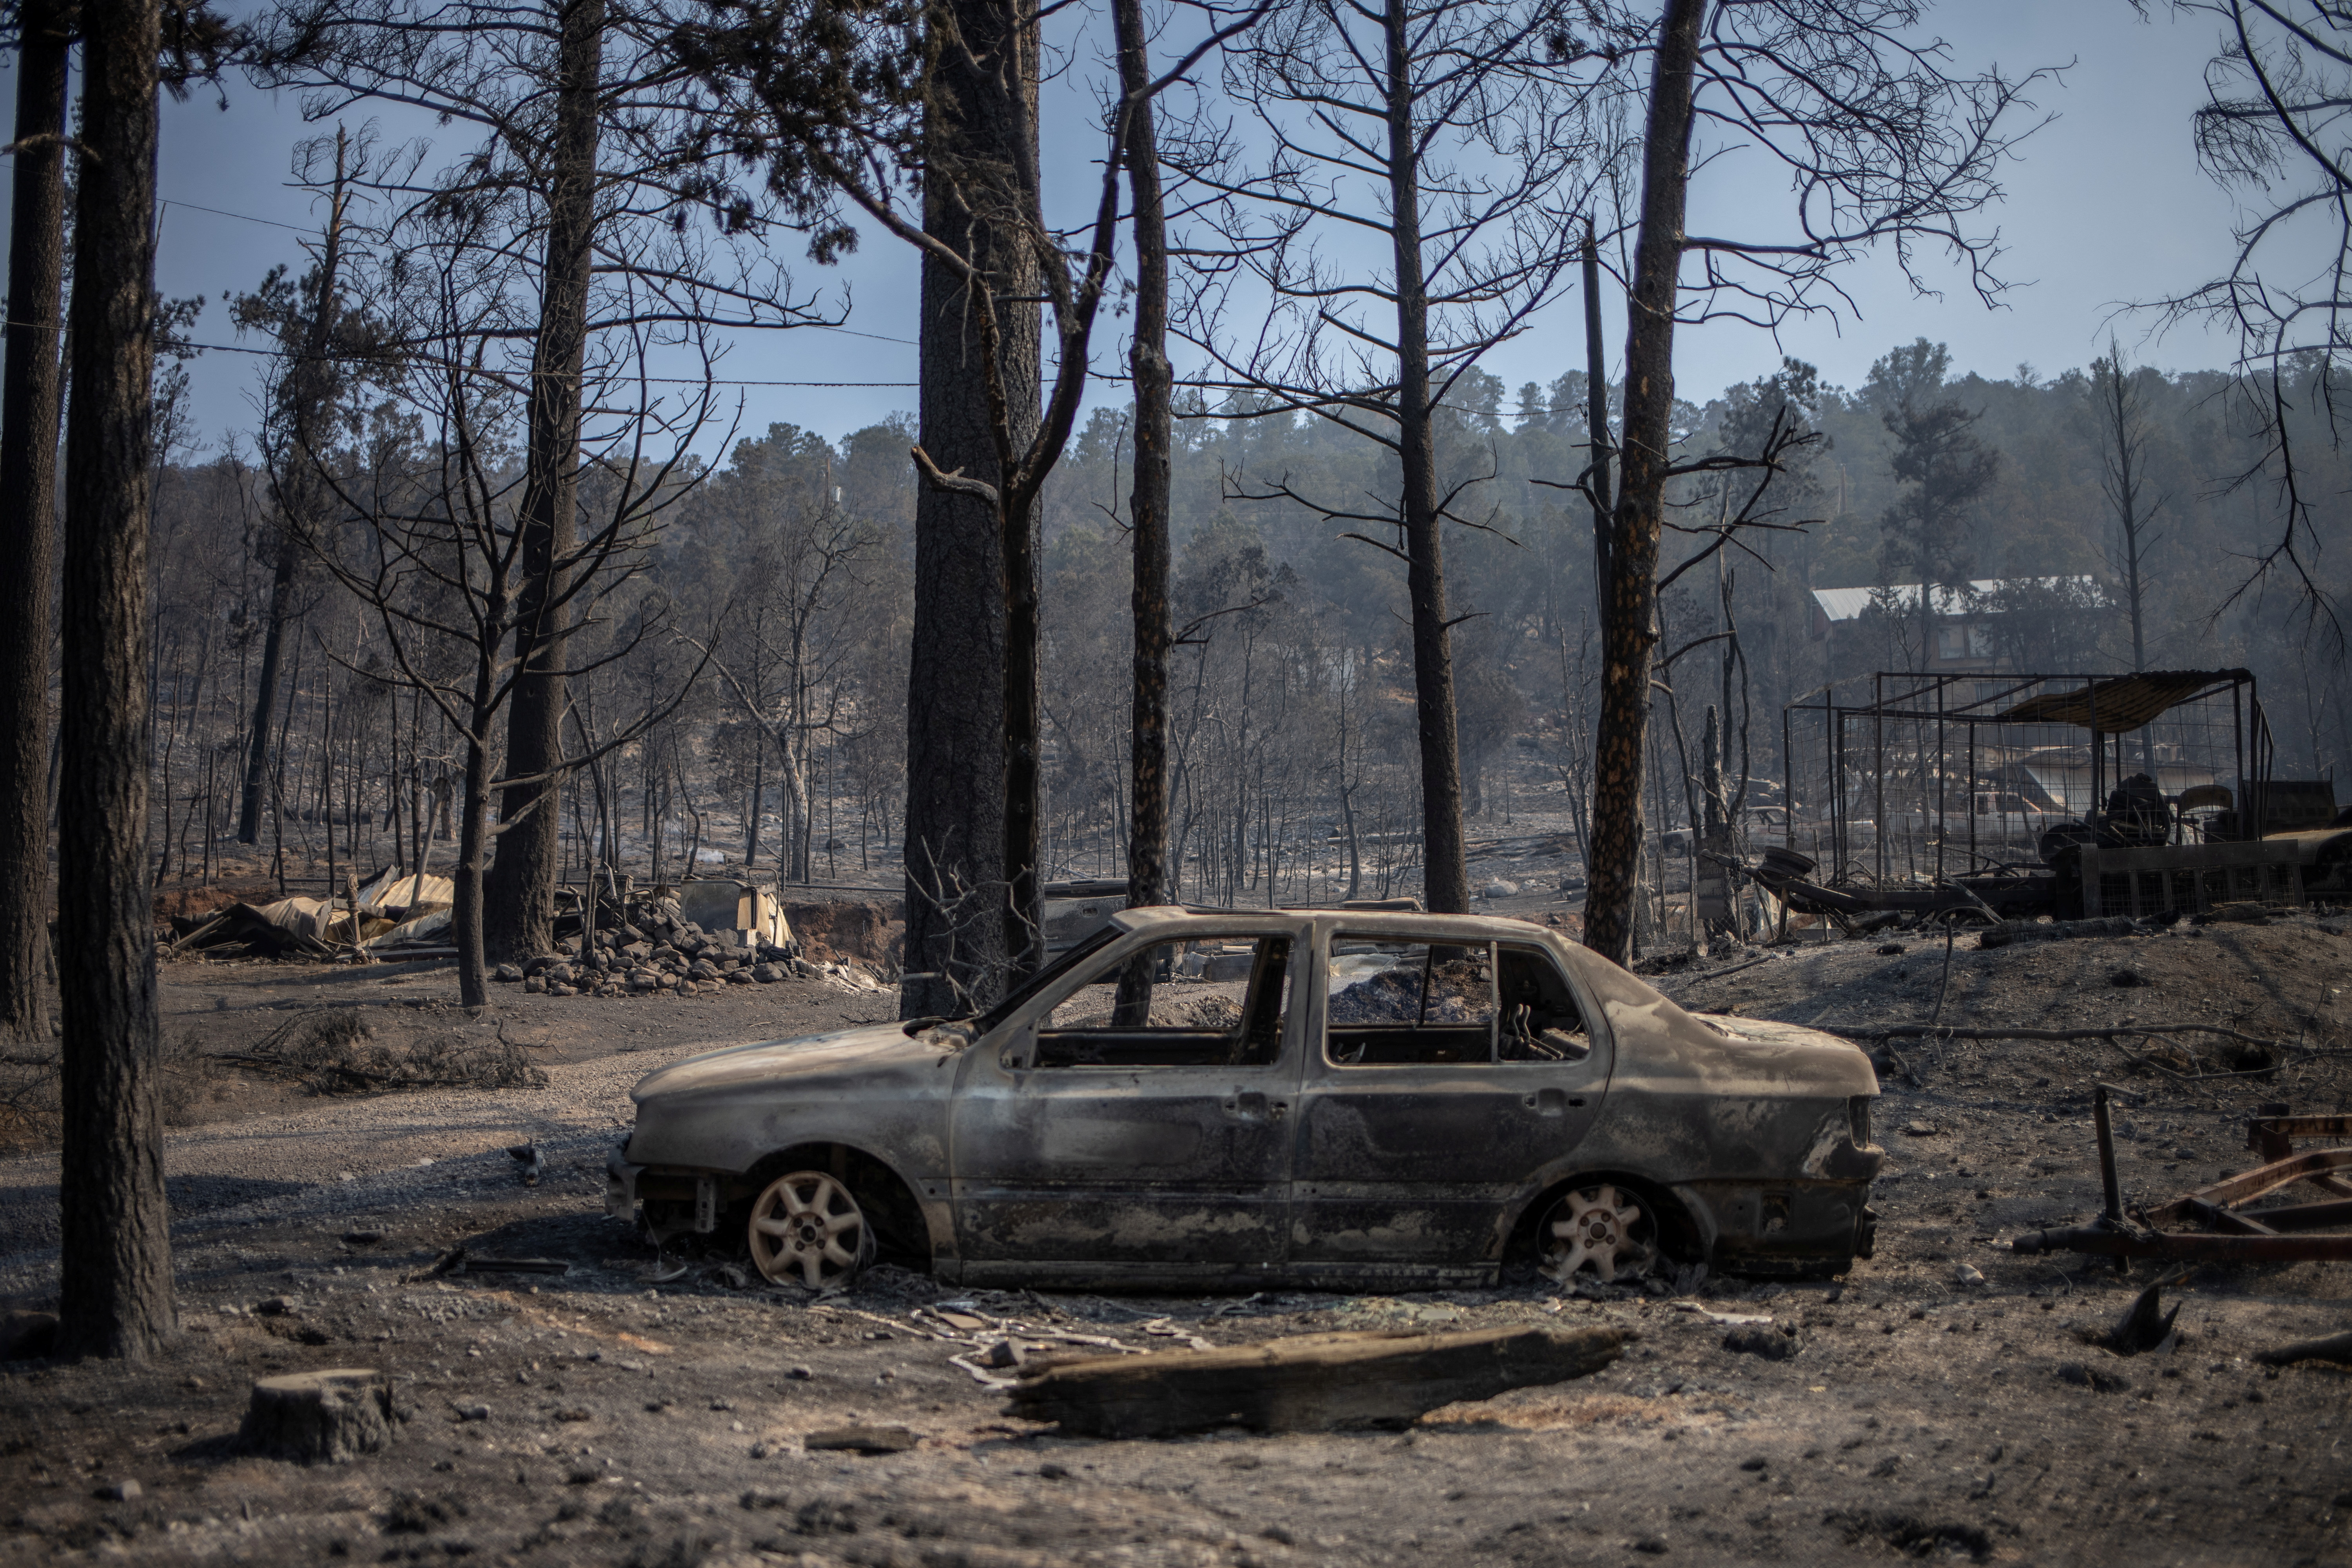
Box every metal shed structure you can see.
[1779,670,2312,918]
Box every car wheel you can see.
[747,1170,873,1289]
[1539,1183,1655,1284]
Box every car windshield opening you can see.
[971,924,1123,1034]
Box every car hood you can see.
[630,1021,968,1105]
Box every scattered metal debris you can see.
[2012,1100,2352,1264]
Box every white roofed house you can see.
[1810,576,2106,683]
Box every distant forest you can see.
[141,338,2352,906]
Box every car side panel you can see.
[1554,965,1884,1272]
[1288,924,1615,1278]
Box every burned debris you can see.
[2012,1098,2352,1265]
[216,1010,547,1094]
[1759,669,2350,933]
[161,868,895,999]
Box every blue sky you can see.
[0,1,2275,454]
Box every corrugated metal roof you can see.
[1810,576,2100,624]
[1993,670,2251,733]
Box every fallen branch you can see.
[1850,1022,2321,1055]
[2254,1330,2352,1367]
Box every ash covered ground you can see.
[0,910,2347,1566]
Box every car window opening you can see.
[1326,936,1588,1066]
[1034,936,1292,1069]
[1496,943,1590,1062]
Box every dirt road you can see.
[0,918,2347,1565]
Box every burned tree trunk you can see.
[482,0,602,965]
[241,140,358,869]
[56,0,174,1359]
[451,714,495,1009]
[236,535,299,844]
[1582,0,1703,967]
[899,0,1039,1019]
[1111,0,1169,1025]
[1582,222,1612,622]
[1384,0,1468,916]
[0,0,71,1044]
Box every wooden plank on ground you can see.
[1004,1324,1628,1439]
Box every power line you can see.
[160,199,314,235]
[0,321,912,387]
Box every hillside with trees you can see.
[132,341,2352,924]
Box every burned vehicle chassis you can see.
[610,909,1882,1291]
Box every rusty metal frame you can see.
[2011,1089,2352,1264]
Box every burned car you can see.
[608,908,1882,1291]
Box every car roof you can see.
[1107,904,1562,942]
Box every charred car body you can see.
[609,909,1882,1291]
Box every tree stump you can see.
[238,1368,394,1463]
[1005,1324,1628,1439]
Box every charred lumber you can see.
[1004,1324,1626,1438]
[802,1424,919,1454]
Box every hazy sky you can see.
[0,2,2275,454]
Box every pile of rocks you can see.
[488,916,813,998]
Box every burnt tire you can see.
[747,1170,874,1289]
[1538,1183,1658,1284]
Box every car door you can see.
[949,925,1303,1284]
[1288,925,1611,1281]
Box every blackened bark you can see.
[452,702,495,1008]
[483,0,602,965]
[57,0,174,1360]
[1001,374,1043,979]
[235,548,297,843]
[1111,0,1169,1025]
[900,0,1039,1020]
[1385,0,1468,915]
[1583,0,1702,967]
[1581,224,1613,622]
[0,0,71,1043]
[241,139,358,849]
